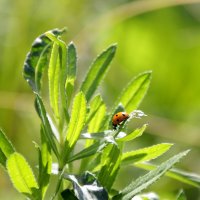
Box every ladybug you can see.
[112,112,130,129]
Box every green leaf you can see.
[80,96,106,173]
[46,33,69,124]
[176,189,187,200]
[85,96,106,159]
[80,131,112,140]
[65,42,77,108]
[6,152,39,197]
[48,41,60,118]
[59,40,69,123]
[0,129,15,168]
[79,130,113,173]
[113,150,190,200]
[80,44,117,101]
[113,71,152,113]
[131,192,159,200]
[98,144,122,191]
[117,124,147,142]
[65,92,87,159]
[23,28,65,93]
[63,171,108,200]
[121,143,173,165]
[35,95,59,159]
[67,141,107,163]
[135,162,200,188]
[0,150,6,168]
[88,103,106,133]
[38,126,52,199]
[85,95,104,126]
[170,168,200,188]
[51,165,67,200]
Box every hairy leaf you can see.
[88,102,106,133]
[65,92,87,158]
[80,44,116,101]
[48,41,60,118]
[65,42,77,108]
[80,131,112,140]
[176,190,187,200]
[46,33,69,124]
[135,162,200,188]
[85,95,104,126]
[67,141,107,163]
[85,96,106,165]
[38,126,52,199]
[23,28,65,93]
[35,95,59,159]
[117,124,147,142]
[7,153,39,197]
[113,71,152,113]
[98,144,122,191]
[131,192,159,200]
[121,143,173,165]
[113,150,190,200]
[0,129,15,167]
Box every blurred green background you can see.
[1,0,200,199]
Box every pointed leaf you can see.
[132,192,159,200]
[23,29,65,93]
[85,97,106,161]
[35,95,59,159]
[88,102,106,133]
[48,41,60,118]
[80,44,117,101]
[51,165,67,200]
[117,124,147,142]
[46,33,69,123]
[176,190,187,200]
[67,141,107,163]
[0,129,15,167]
[65,92,87,157]
[80,131,112,140]
[135,162,200,188]
[170,168,200,188]
[98,144,122,191]
[121,143,173,165]
[38,126,52,199]
[0,150,6,168]
[113,150,190,200]
[85,95,104,126]
[59,39,68,122]
[65,42,77,108]
[113,71,152,113]
[6,153,39,196]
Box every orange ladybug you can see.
[112,112,129,129]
